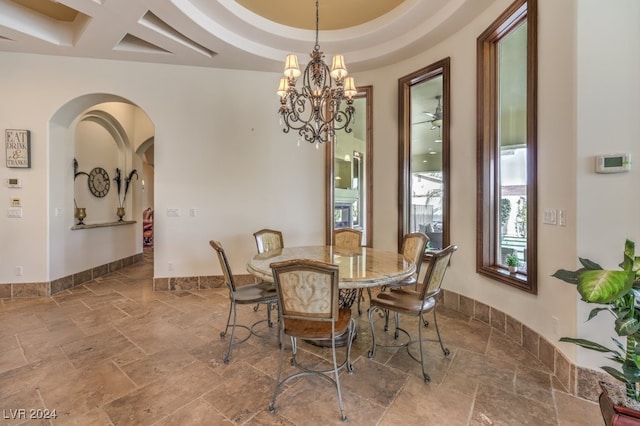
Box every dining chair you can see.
[252,228,284,312]
[268,258,355,422]
[379,232,429,329]
[253,228,284,253]
[383,232,429,291]
[333,228,369,315]
[209,240,279,364]
[367,244,457,382]
[333,228,362,248]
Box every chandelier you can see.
[277,0,357,145]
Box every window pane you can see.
[498,22,527,272]
[477,0,537,293]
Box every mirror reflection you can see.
[409,76,444,249]
[328,88,372,247]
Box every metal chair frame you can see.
[367,245,457,382]
[381,232,429,329]
[268,258,355,422]
[252,229,284,311]
[210,240,279,364]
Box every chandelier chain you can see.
[314,0,320,51]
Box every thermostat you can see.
[595,153,631,174]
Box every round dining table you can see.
[247,245,415,288]
[247,245,415,347]
[247,245,416,306]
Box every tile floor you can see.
[0,249,603,425]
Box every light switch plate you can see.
[543,208,557,225]
[8,207,23,218]
[558,210,566,226]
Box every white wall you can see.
[1,0,638,373]
[0,56,324,283]
[575,0,640,366]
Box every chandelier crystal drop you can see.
[277,0,356,144]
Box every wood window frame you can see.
[398,58,451,254]
[325,85,373,247]
[476,0,538,293]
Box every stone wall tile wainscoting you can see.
[153,274,254,292]
[440,289,603,403]
[0,253,143,300]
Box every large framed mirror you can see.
[398,58,450,252]
[326,86,373,247]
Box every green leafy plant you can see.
[500,198,511,229]
[552,239,640,401]
[505,253,518,267]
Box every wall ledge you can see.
[71,220,136,230]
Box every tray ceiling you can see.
[0,0,496,72]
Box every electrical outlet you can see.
[167,208,180,217]
[190,208,197,217]
[15,266,23,276]
[168,262,174,271]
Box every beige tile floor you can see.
[0,249,603,425]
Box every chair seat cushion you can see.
[256,280,276,290]
[383,275,417,289]
[372,289,436,316]
[284,308,352,339]
[234,283,278,304]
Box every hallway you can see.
[0,249,601,425]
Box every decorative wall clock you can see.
[88,167,110,197]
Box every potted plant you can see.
[505,253,519,273]
[552,239,640,425]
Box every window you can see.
[326,86,373,246]
[399,59,450,252]
[477,0,537,293]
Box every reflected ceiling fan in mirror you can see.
[412,95,443,130]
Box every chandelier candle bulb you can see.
[284,54,301,78]
[330,55,348,79]
[276,78,288,97]
[344,77,357,98]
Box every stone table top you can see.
[247,245,415,290]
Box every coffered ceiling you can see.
[0,0,495,72]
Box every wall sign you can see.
[5,129,31,168]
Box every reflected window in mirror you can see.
[326,86,373,247]
[398,59,450,253]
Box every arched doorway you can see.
[48,94,155,280]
